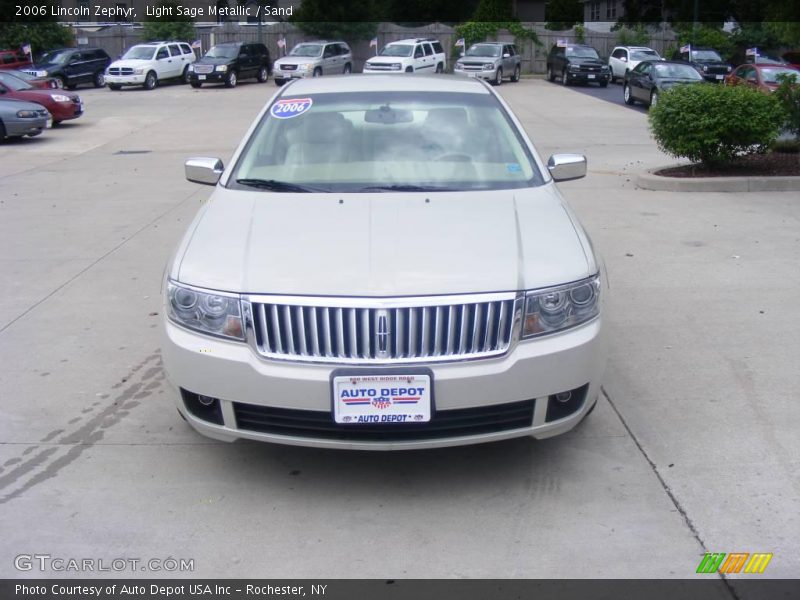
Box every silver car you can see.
[0,98,50,140]
[454,42,522,85]
[273,41,352,85]
[164,75,606,450]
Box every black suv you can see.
[188,42,271,88]
[546,43,610,87]
[24,47,111,89]
[671,47,732,83]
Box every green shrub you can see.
[648,84,785,167]
[616,24,650,47]
[772,73,800,137]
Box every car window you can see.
[181,44,193,54]
[690,50,722,61]
[168,44,181,57]
[612,48,626,59]
[339,44,350,55]
[156,48,169,60]
[239,45,249,57]
[761,67,800,83]
[508,45,517,56]
[0,72,33,90]
[632,62,648,73]
[231,91,544,192]
[566,46,599,59]
[123,46,156,60]
[414,45,424,59]
[2,55,14,64]
[466,44,500,58]
[380,45,412,57]
[653,63,703,79]
[423,43,433,57]
[630,50,659,61]
[323,45,336,58]
[290,44,323,57]
[206,46,237,59]
[432,41,444,54]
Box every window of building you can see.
[606,1,617,20]
[590,2,601,21]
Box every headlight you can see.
[522,274,600,338]
[133,67,144,75]
[600,65,609,71]
[483,63,494,70]
[364,63,373,70]
[36,70,48,77]
[215,64,228,72]
[454,63,463,70]
[726,65,732,72]
[702,65,708,72]
[167,282,244,340]
[303,63,313,71]
[50,94,71,102]
[16,110,38,118]
[569,64,580,71]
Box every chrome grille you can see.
[280,64,298,71]
[193,64,214,74]
[107,67,134,75]
[247,294,519,363]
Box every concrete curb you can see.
[636,167,800,192]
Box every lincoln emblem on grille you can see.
[375,310,390,357]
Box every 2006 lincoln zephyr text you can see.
[162,75,607,450]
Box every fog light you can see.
[555,392,572,403]
[198,395,215,406]
[181,389,224,425]
[546,384,589,422]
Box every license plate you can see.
[587,74,595,79]
[333,373,432,424]
[198,75,206,80]
[716,74,724,80]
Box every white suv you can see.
[363,38,446,74]
[106,41,196,90]
[608,46,661,83]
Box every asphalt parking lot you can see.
[559,76,648,112]
[1,77,798,583]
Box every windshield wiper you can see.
[235,178,324,193]
[358,184,458,192]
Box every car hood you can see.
[195,57,233,66]
[275,56,320,67]
[8,88,77,101]
[30,62,60,71]
[0,97,51,112]
[174,186,594,296]
[109,59,153,69]
[568,58,605,67]
[366,57,407,64]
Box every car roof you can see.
[389,38,438,45]
[279,74,490,96]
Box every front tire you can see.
[190,81,202,88]
[547,65,555,82]
[623,83,636,105]
[143,71,157,90]
[93,71,105,88]
[494,67,503,86]
[182,66,191,84]
[561,69,570,86]
[405,66,413,73]
[108,83,121,91]
[511,64,520,82]
[257,66,269,82]
[312,67,322,77]
[343,63,352,74]
[224,70,237,88]
[435,62,444,74]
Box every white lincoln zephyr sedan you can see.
[162,75,607,450]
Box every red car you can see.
[3,69,60,89]
[0,71,82,123]
[726,63,800,93]
[0,49,31,70]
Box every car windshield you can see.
[654,63,703,79]
[290,44,322,57]
[466,44,501,58]
[123,46,156,60]
[231,91,543,192]
[631,50,660,61]
[761,67,800,83]
[691,50,722,61]
[752,55,787,64]
[380,45,413,57]
[38,50,72,65]
[8,70,35,81]
[566,46,599,59]
[0,72,33,90]
[205,46,238,59]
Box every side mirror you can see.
[548,154,586,182]
[503,53,510,58]
[185,157,224,185]
[621,56,628,62]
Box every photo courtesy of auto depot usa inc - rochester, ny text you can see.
[19,1,294,21]
[14,583,329,597]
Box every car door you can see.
[627,62,647,100]
[63,52,84,84]
[154,46,173,79]
[321,44,336,74]
[167,44,184,78]
[635,62,656,101]
[727,65,746,86]
[237,45,251,77]
[609,48,626,78]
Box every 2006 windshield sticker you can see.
[270,98,313,119]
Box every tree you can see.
[141,2,195,42]
[290,0,380,41]
[545,0,583,30]
[0,22,73,55]
[472,0,514,21]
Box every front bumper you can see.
[5,116,49,137]
[162,315,606,450]
[454,68,497,80]
[105,74,147,86]
[565,71,609,84]
[274,69,311,82]
[702,73,728,82]
[189,71,226,83]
